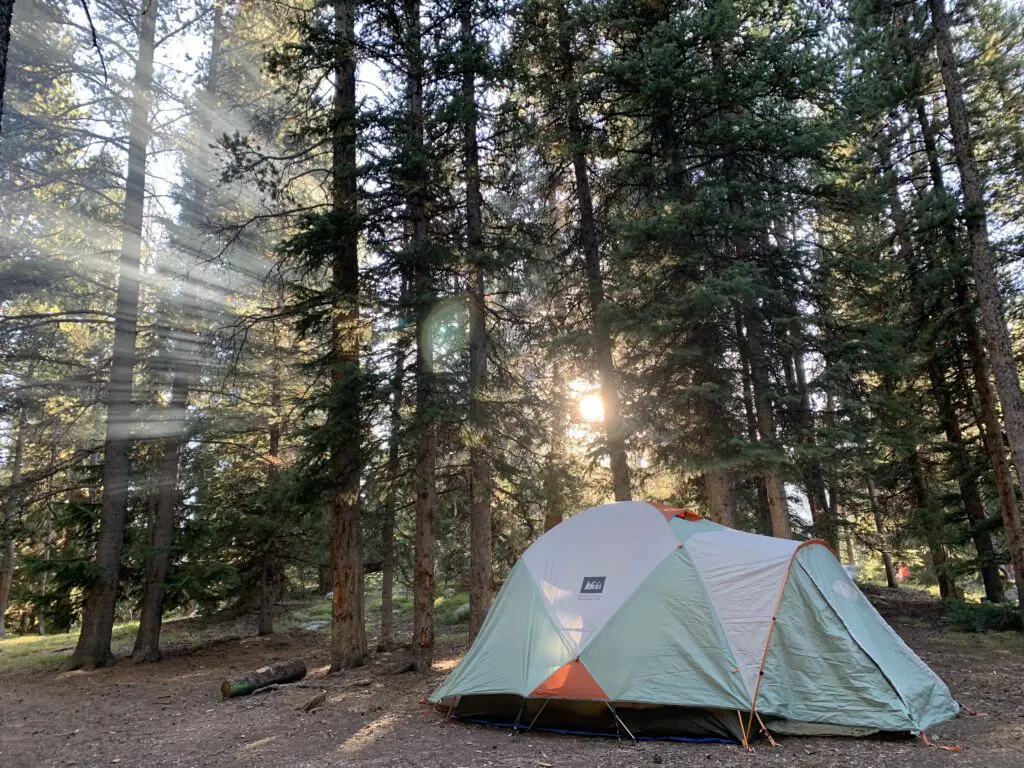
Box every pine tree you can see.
[459,0,493,644]
[927,0,1024,620]
[326,0,367,671]
[71,0,159,670]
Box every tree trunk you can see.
[914,88,1024,618]
[794,350,833,546]
[70,0,158,670]
[844,528,856,566]
[703,468,735,528]
[36,421,60,635]
[929,0,1024,608]
[909,448,955,598]
[0,398,26,638]
[544,357,569,532]
[221,659,306,698]
[868,478,898,589]
[380,329,406,650]
[744,311,791,538]
[259,340,283,638]
[257,556,278,637]
[461,0,491,644]
[903,100,1004,601]
[694,323,735,528]
[0,0,14,140]
[926,357,1004,601]
[132,371,188,661]
[327,0,366,673]
[736,315,773,534]
[133,2,223,660]
[965,299,1024,615]
[407,0,436,672]
[558,17,630,502]
[38,504,51,635]
[411,287,437,672]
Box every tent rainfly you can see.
[430,501,960,745]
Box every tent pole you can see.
[523,699,550,733]
[605,702,637,744]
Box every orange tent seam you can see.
[530,660,608,700]
[648,501,702,522]
[743,538,830,743]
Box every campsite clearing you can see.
[0,608,1021,768]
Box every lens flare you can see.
[579,393,604,423]
[420,296,470,372]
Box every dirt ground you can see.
[1,616,1022,768]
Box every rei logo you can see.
[580,576,606,595]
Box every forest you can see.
[2,0,1024,753]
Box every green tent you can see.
[430,501,959,744]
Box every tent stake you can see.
[605,702,637,745]
[509,700,526,741]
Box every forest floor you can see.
[1,590,1022,768]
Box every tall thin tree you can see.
[928,0,1024,617]
[70,0,158,669]
[328,0,366,671]
[461,0,492,644]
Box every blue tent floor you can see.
[453,715,742,745]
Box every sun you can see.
[579,393,605,423]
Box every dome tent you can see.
[430,501,959,744]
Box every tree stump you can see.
[221,659,307,698]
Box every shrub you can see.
[945,599,1023,633]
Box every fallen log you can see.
[221,659,307,699]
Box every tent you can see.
[430,500,959,744]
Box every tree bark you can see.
[70,0,158,670]
[926,357,1004,601]
[0,398,26,638]
[379,333,405,650]
[890,112,1002,599]
[543,356,569,531]
[407,0,436,672]
[929,0,1024,609]
[0,0,14,141]
[38,425,57,635]
[133,3,224,660]
[794,350,833,546]
[259,336,283,638]
[411,278,437,673]
[909,448,955,598]
[868,478,898,589]
[913,90,1024,615]
[221,659,306,698]
[965,299,1024,614]
[132,371,188,661]
[558,13,630,502]
[703,468,735,528]
[693,322,736,528]
[257,556,278,637]
[735,314,773,534]
[743,311,791,538]
[461,0,491,644]
[328,0,366,672]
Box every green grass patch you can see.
[0,621,147,672]
[434,591,470,626]
[3,583,472,671]
[283,586,467,631]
